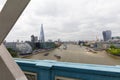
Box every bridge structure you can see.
[0,0,120,80]
[16,58,120,80]
[0,0,30,80]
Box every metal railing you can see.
[15,58,120,80]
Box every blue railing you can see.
[15,58,120,80]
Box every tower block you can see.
[0,0,30,80]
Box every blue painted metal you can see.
[15,58,120,80]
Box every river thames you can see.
[24,44,120,65]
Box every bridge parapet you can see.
[15,58,120,80]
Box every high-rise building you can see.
[102,30,112,41]
[31,35,35,43]
[34,36,38,42]
[40,24,45,43]
[31,35,38,43]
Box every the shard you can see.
[40,24,45,43]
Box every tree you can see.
[7,48,18,57]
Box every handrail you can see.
[15,58,120,80]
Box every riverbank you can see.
[106,51,120,59]
[19,48,55,58]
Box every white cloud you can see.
[0,0,119,42]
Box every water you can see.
[24,44,120,65]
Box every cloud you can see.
[0,0,6,11]
[0,0,119,42]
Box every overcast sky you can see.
[1,0,120,42]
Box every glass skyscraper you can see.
[102,30,112,41]
[40,24,45,43]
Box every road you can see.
[25,44,120,65]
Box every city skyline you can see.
[0,0,120,42]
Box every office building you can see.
[102,30,112,41]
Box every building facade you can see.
[102,30,112,41]
[40,24,45,43]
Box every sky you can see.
[0,0,120,42]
